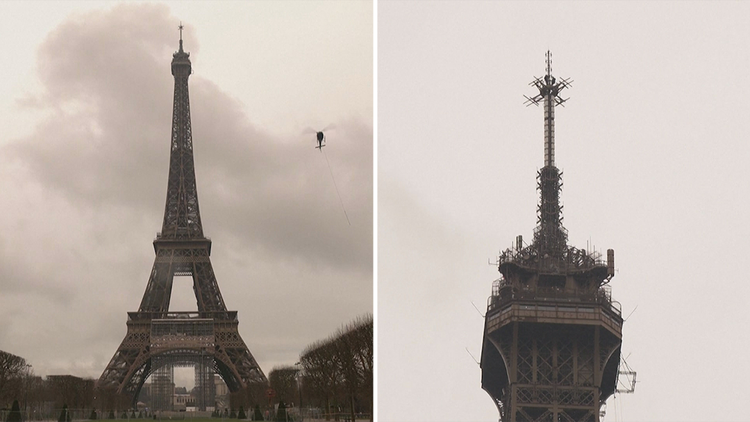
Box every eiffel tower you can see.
[480,52,625,421]
[98,27,267,406]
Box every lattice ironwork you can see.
[557,338,573,385]
[98,32,267,406]
[534,166,568,257]
[161,34,202,241]
[523,51,572,260]
[483,323,620,420]
[560,409,595,422]
[578,344,594,387]
[516,408,553,422]
[517,339,533,384]
[536,338,553,385]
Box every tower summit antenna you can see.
[178,22,184,52]
[523,50,573,167]
[521,51,573,256]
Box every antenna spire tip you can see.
[178,22,184,52]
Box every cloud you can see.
[0,3,371,380]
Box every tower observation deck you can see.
[480,52,626,422]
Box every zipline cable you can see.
[322,147,350,226]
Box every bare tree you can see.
[229,381,267,412]
[334,315,372,422]
[300,339,342,419]
[299,314,372,421]
[0,350,32,408]
[348,315,373,421]
[22,375,46,418]
[268,367,299,406]
[47,375,96,417]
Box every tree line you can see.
[1,351,99,420]
[267,314,372,421]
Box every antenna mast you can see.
[523,50,572,167]
[178,22,184,52]
[523,51,573,257]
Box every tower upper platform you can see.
[490,51,619,325]
[172,24,191,76]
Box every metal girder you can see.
[483,323,620,422]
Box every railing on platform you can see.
[127,311,238,321]
[488,278,621,317]
[486,301,623,335]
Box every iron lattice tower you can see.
[98,28,267,406]
[480,52,623,422]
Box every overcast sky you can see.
[0,1,372,390]
[379,2,750,421]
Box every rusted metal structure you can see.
[98,27,267,406]
[480,52,625,421]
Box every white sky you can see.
[0,1,372,391]
[379,2,750,421]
